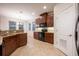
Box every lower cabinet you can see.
[2,35,17,56]
[34,32,39,40]
[45,33,54,44]
[18,33,27,47]
[0,45,2,56]
[34,32,54,44]
[1,33,27,56]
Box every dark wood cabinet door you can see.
[36,18,46,24]
[35,12,54,27]
[19,33,27,46]
[36,18,40,24]
[47,15,53,27]
[0,45,2,56]
[2,41,5,56]
[34,32,39,40]
[36,12,48,25]
[3,36,17,56]
[16,35,20,47]
[40,13,48,24]
[45,33,54,44]
[41,16,46,23]
[2,33,27,56]
[34,32,36,39]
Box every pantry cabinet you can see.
[34,32,39,40]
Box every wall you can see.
[0,15,34,32]
[0,16,9,30]
[54,3,78,56]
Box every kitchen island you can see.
[0,32,27,56]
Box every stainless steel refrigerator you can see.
[75,16,79,55]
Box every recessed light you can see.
[32,12,35,15]
[43,5,47,9]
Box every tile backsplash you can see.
[35,27,54,33]
[47,27,54,33]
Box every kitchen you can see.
[0,3,79,56]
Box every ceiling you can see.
[0,3,56,21]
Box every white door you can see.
[54,5,77,55]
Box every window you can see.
[32,22,35,31]
[9,21,16,30]
[28,22,36,31]
[18,22,24,30]
[29,23,31,31]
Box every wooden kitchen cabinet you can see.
[36,18,40,25]
[45,33,54,44]
[1,33,27,56]
[40,12,48,23]
[2,35,17,56]
[35,12,48,25]
[18,33,27,47]
[16,33,27,47]
[34,32,39,40]
[35,12,54,27]
[0,45,2,56]
[47,15,53,27]
[36,17,46,25]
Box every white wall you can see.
[54,3,78,56]
[0,16,24,31]
[0,15,35,33]
[0,16,9,30]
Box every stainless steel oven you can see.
[39,28,47,42]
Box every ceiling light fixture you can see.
[43,5,47,9]
[32,12,35,15]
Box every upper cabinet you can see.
[36,18,41,25]
[40,12,48,24]
[35,12,54,27]
[47,13,54,27]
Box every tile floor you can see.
[11,32,65,56]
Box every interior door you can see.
[54,5,77,56]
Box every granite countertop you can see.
[45,32,54,33]
[0,36,3,45]
[34,31,54,33]
[0,32,26,45]
[0,32,25,38]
